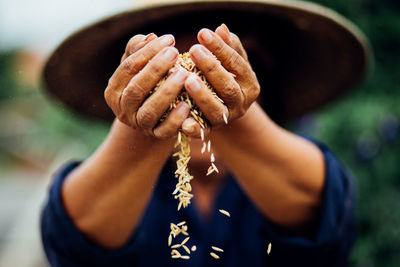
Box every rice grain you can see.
[219,209,230,217]
[211,246,224,252]
[210,252,220,259]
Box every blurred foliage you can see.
[0,52,108,171]
[0,0,399,266]
[301,0,400,266]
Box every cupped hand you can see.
[105,33,191,139]
[181,24,260,138]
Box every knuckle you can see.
[222,81,242,105]
[212,40,225,56]
[121,82,146,108]
[225,52,241,69]
[208,110,224,125]
[136,108,157,129]
[203,60,220,75]
[121,57,139,76]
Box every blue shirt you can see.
[41,139,355,266]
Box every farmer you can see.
[41,0,370,266]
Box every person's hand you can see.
[105,33,191,139]
[181,24,260,137]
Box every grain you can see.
[206,166,215,176]
[201,142,206,154]
[182,244,191,254]
[219,209,231,217]
[267,242,272,255]
[211,246,224,252]
[212,163,219,173]
[191,245,197,252]
[181,236,190,245]
[223,113,228,124]
[151,53,225,261]
[210,252,220,259]
[177,221,186,226]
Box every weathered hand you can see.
[181,25,260,137]
[105,33,190,139]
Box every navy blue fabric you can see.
[41,139,356,266]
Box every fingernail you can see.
[190,45,207,61]
[173,68,188,83]
[186,74,201,92]
[178,103,189,116]
[163,47,177,62]
[160,34,174,46]
[200,29,214,43]
[145,33,156,41]
[183,121,196,133]
[221,23,229,33]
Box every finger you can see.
[215,24,248,61]
[198,28,259,107]
[121,33,157,62]
[153,102,190,139]
[133,33,158,53]
[105,35,175,114]
[121,46,179,127]
[185,73,229,126]
[136,67,188,130]
[215,24,232,46]
[197,28,249,78]
[230,32,249,61]
[181,117,211,138]
[189,44,243,113]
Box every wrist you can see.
[111,118,175,150]
[212,102,277,139]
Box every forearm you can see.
[62,119,174,249]
[212,103,325,232]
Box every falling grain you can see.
[201,142,206,154]
[267,242,272,255]
[181,236,190,245]
[219,209,230,217]
[207,140,211,152]
[212,163,219,173]
[210,252,220,259]
[178,131,182,144]
[211,246,224,252]
[182,244,191,254]
[223,113,228,124]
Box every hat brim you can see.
[43,0,371,123]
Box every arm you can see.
[212,103,324,233]
[182,25,324,233]
[61,34,190,249]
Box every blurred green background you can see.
[0,0,399,266]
